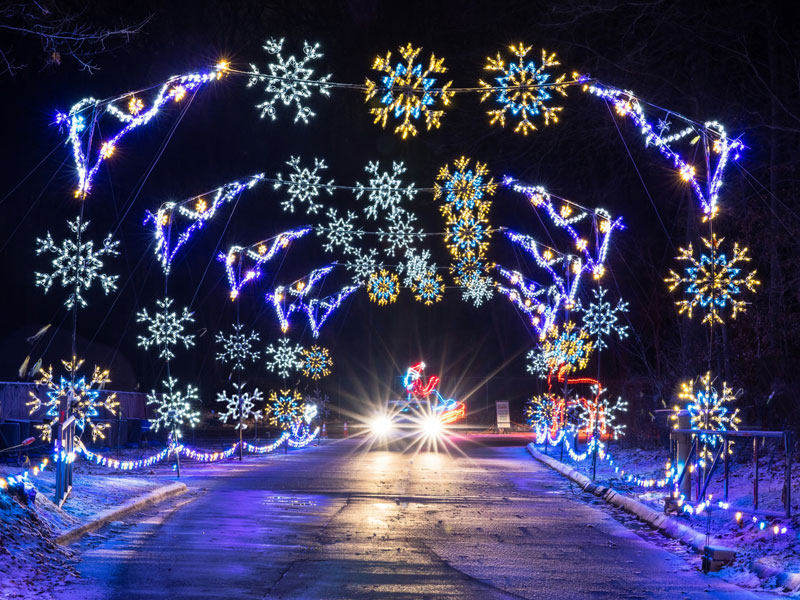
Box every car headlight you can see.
[420,415,443,438]
[370,415,394,436]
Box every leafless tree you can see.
[0,1,151,76]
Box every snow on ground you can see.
[0,446,175,600]
[540,435,800,591]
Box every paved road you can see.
[58,435,770,599]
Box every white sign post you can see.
[496,401,510,431]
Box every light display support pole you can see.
[163,223,181,479]
[236,260,244,461]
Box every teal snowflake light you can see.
[137,297,196,361]
[34,217,119,309]
[479,44,569,135]
[412,269,444,305]
[273,156,334,214]
[266,389,304,430]
[526,394,563,435]
[265,338,304,378]
[217,382,263,429]
[367,269,400,306]
[216,324,260,372]
[579,287,630,350]
[146,376,200,437]
[301,345,332,380]
[247,38,332,123]
[674,372,740,460]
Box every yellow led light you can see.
[99,142,115,159]
[560,205,573,219]
[172,86,187,102]
[257,244,267,255]
[195,198,207,213]
[128,95,144,115]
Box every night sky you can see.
[1,1,796,429]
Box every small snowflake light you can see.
[479,44,569,135]
[665,234,760,326]
[301,345,332,380]
[247,38,332,123]
[673,371,740,460]
[216,324,260,372]
[273,156,334,214]
[265,338,304,378]
[217,382,263,429]
[346,248,383,284]
[434,156,497,215]
[526,348,550,379]
[147,376,200,436]
[35,218,119,309]
[27,357,119,443]
[137,297,195,361]
[461,270,494,307]
[577,387,628,441]
[266,389,305,430]
[412,269,444,305]
[368,269,400,306]
[364,43,454,139]
[541,321,594,374]
[377,209,423,257]
[399,247,432,287]
[319,207,363,254]
[579,287,630,350]
[354,161,417,220]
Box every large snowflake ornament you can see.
[265,338,304,378]
[319,207,362,254]
[216,324,260,372]
[479,44,569,135]
[434,156,497,213]
[673,371,740,460]
[27,356,119,443]
[147,376,200,437]
[247,38,332,123]
[578,388,628,441]
[412,269,444,305]
[273,156,334,214]
[378,210,423,257]
[665,234,759,326]
[461,270,495,307]
[541,321,593,374]
[137,297,196,361]
[301,345,332,380]
[266,389,305,430]
[354,161,417,220]
[399,247,433,286]
[35,217,119,309]
[579,287,630,350]
[368,269,400,306]
[526,393,564,436]
[364,43,454,139]
[217,382,263,429]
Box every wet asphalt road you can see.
[58,435,772,599]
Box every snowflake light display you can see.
[377,212,423,257]
[541,321,594,374]
[354,161,418,220]
[579,287,630,350]
[346,248,382,283]
[137,297,196,361]
[27,357,119,443]
[665,234,759,326]
[266,389,305,430]
[215,324,260,372]
[577,387,627,441]
[368,269,400,306]
[412,269,444,305]
[364,43,454,139]
[673,372,740,460]
[273,156,334,214]
[217,382,263,429]
[301,345,332,380]
[147,376,200,436]
[319,207,362,254]
[35,218,119,309]
[526,348,550,379]
[247,38,332,123]
[479,45,569,135]
[461,270,494,307]
[399,247,433,286]
[526,394,564,437]
[265,338,304,378]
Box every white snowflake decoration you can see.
[216,324,260,372]
[346,247,383,283]
[265,337,304,378]
[319,207,362,254]
[147,376,200,436]
[137,297,195,361]
[354,161,417,220]
[579,287,630,350]
[217,382,263,429]
[247,38,332,123]
[462,271,494,307]
[399,247,433,287]
[526,348,550,379]
[273,156,334,214]
[34,217,119,309]
[378,209,423,257]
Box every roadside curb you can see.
[749,559,800,592]
[55,481,188,545]
[525,443,727,554]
